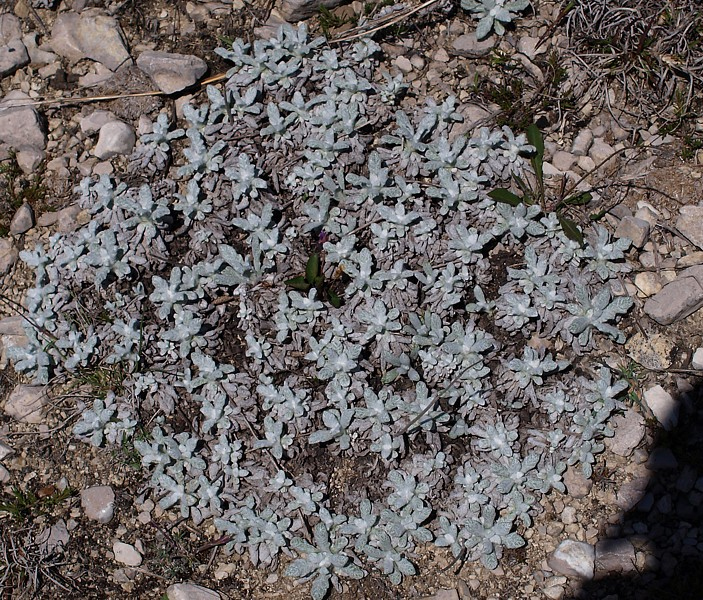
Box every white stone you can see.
[167,583,221,600]
[37,520,70,553]
[643,385,678,430]
[548,540,595,580]
[571,129,593,156]
[3,384,46,424]
[692,348,703,370]
[113,541,142,567]
[81,485,115,524]
[93,121,136,159]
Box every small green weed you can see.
[0,485,75,522]
[489,124,591,245]
[0,151,48,236]
[286,251,343,308]
[317,5,353,36]
[615,359,646,407]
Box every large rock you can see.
[167,583,221,600]
[50,9,131,71]
[644,265,703,324]
[595,539,637,574]
[548,540,595,580]
[0,90,47,151]
[136,51,207,94]
[0,39,30,78]
[81,485,115,524]
[676,205,703,251]
[606,409,645,456]
[3,384,46,424]
[0,14,23,45]
[9,202,35,234]
[643,384,678,431]
[93,120,136,159]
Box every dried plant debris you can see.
[6,23,637,600]
[566,0,703,123]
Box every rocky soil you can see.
[1,0,703,599]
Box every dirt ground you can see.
[1,1,703,599]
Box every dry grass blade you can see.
[331,0,443,43]
[0,527,74,598]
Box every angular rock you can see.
[615,477,648,511]
[563,465,593,499]
[15,147,44,174]
[551,150,576,172]
[548,540,595,580]
[9,202,35,234]
[607,410,645,456]
[166,582,221,600]
[644,265,703,325]
[0,441,13,460]
[0,464,9,483]
[93,121,136,159]
[0,237,18,275]
[113,540,142,566]
[595,538,636,573]
[57,204,83,233]
[0,333,27,370]
[643,385,678,431]
[394,55,412,74]
[451,33,496,56]
[79,110,116,135]
[676,205,703,251]
[0,90,47,151]
[634,271,661,298]
[589,137,616,165]
[22,33,57,66]
[0,39,30,78]
[279,0,345,22]
[50,10,131,71]
[0,14,22,45]
[616,216,650,248]
[3,384,46,424]
[81,485,115,524]
[136,50,207,95]
[692,348,703,370]
[0,316,24,336]
[571,129,593,156]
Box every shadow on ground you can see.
[567,378,703,600]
